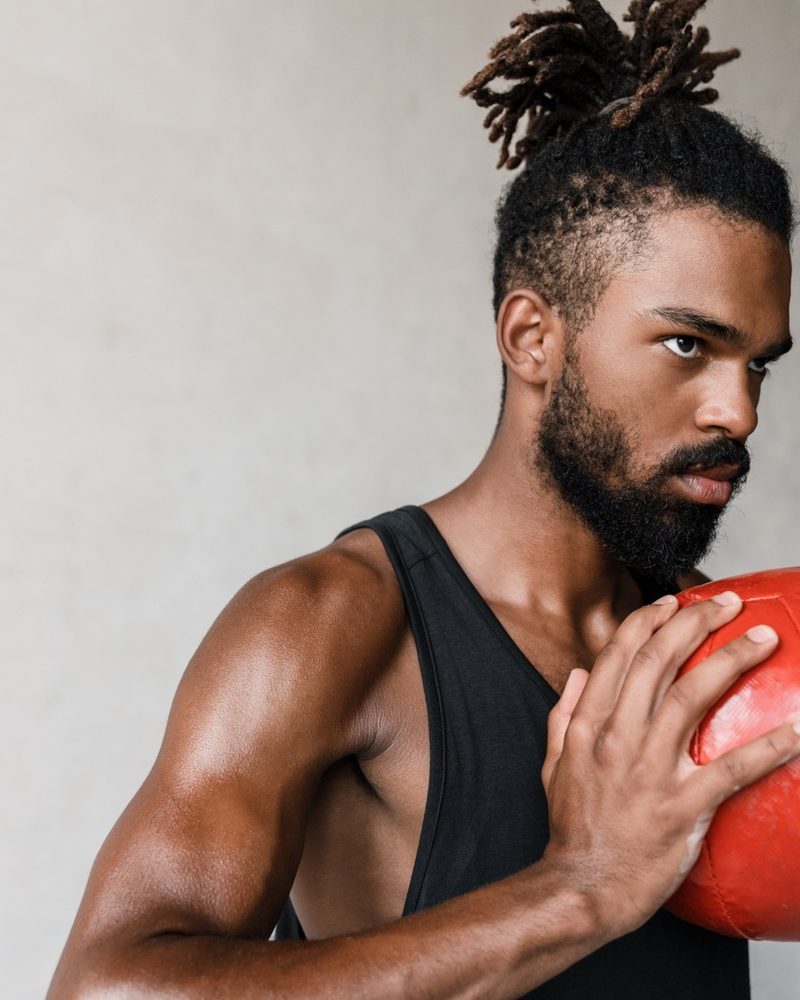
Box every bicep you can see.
[64,558,395,956]
[77,751,314,947]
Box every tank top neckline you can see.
[400,503,561,705]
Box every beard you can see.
[534,347,750,594]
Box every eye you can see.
[663,335,702,359]
[748,356,772,375]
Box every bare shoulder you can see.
[175,524,407,765]
[48,524,408,978]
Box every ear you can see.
[496,289,565,388]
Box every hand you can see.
[540,592,800,939]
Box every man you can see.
[49,2,798,998]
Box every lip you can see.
[682,463,742,482]
[674,472,734,506]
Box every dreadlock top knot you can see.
[598,96,635,116]
[461,0,740,169]
[475,0,793,420]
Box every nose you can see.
[693,366,759,442]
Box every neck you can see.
[421,412,646,642]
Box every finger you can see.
[653,624,779,752]
[692,715,800,809]
[610,591,744,726]
[542,668,589,790]
[571,596,679,723]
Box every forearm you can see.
[56,862,608,1000]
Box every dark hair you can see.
[461,0,795,416]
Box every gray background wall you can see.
[3,2,799,997]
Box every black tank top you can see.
[272,504,749,999]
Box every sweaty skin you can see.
[49,207,799,1000]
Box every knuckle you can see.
[691,599,729,628]
[627,754,654,792]
[721,753,746,785]
[667,680,691,710]
[629,645,661,673]
[594,641,620,665]
[619,602,664,637]
[714,641,739,665]
[593,722,624,759]
[716,633,763,669]
[563,714,595,748]
[765,733,785,757]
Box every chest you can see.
[289,625,428,936]
[291,609,576,938]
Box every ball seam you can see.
[703,825,752,938]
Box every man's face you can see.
[534,206,792,590]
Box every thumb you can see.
[542,668,589,790]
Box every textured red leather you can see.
[664,568,800,940]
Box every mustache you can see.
[659,437,751,482]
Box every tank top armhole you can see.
[336,516,447,916]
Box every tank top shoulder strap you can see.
[335,505,435,562]
[335,505,448,914]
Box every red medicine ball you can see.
[665,568,800,940]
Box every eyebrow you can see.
[642,306,794,359]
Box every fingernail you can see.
[653,594,677,605]
[747,624,777,643]
[712,591,741,606]
[791,716,800,736]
